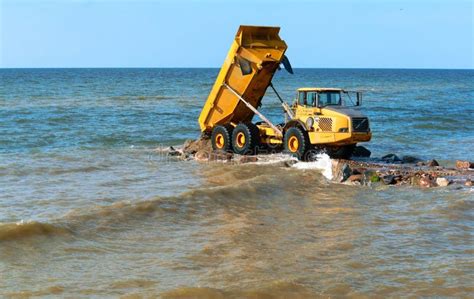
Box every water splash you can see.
[292,153,333,180]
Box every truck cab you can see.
[282,88,372,159]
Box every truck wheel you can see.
[211,125,234,152]
[231,123,260,155]
[284,127,309,160]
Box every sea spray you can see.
[292,153,333,180]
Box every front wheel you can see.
[283,127,310,160]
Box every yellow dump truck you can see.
[198,25,371,160]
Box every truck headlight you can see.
[306,117,314,129]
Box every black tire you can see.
[325,144,356,159]
[211,124,234,152]
[231,123,260,155]
[284,127,310,160]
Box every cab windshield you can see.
[318,91,341,106]
[298,91,342,107]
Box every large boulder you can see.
[352,146,371,158]
[332,160,352,182]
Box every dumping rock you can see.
[183,137,212,155]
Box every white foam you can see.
[292,153,333,180]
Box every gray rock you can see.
[331,160,352,182]
[167,146,183,156]
[382,175,396,185]
[382,154,402,163]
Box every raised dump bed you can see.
[198,26,288,133]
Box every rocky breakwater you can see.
[332,151,473,188]
[159,137,473,188]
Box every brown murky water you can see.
[1,156,473,298]
[1,68,473,297]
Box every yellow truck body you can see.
[198,25,372,160]
[198,26,288,132]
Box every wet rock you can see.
[465,180,473,187]
[382,175,396,185]
[382,154,402,163]
[239,156,258,164]
[419,175,436,188]
[362,170,380,184]
[352,146,371,158]
[332,160,352,182]
[194,150,210,162]
[284,160,298,167]
[167,146,183,157]
[436,177,451,187]
[402,155,422,164]
[416,159,440,167]
[426,159,439,167]
[456,160,474,170]
[209,151,233,162]
[348,174,363,182]
[352,168,366,175]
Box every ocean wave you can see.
[0,221,71,242]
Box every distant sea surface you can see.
[1,68,473,297]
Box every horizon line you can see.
[1,67,473,70]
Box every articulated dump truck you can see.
[198,25,371,160]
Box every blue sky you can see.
[1,0,472,68]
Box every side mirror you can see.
[356,92,362,106]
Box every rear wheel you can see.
[284,127,309,160]
[231,123,260,155]
[211,125,234,152]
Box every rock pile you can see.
[159,137,473,187]
[331,156,472,188]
